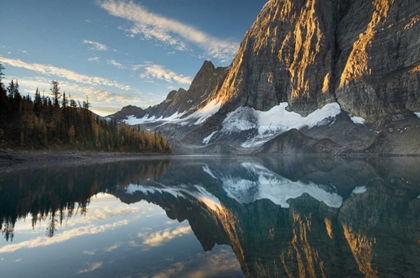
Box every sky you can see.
[0,0,267,116]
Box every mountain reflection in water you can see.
[1,156,420,277]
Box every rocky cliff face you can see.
[335,0,420,120]
[209,0,420,120]
[210,0,337,114]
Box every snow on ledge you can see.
[202,131,218,145]
[202,166,217,179]
[415,112,420,118]
[351,117,366,125]
[352,186,367,195]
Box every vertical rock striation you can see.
[210,0,420,121]
[335,0,420,120]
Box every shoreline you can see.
[2,148,420,173]
[0,149,173,172]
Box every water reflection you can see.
[1,156,420,277]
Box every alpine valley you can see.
[108,0,420,155]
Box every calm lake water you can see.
[1,156,420,277]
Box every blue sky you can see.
[0,0,266,115]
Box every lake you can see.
[1,156,420,277]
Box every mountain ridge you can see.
[109,0,420,155]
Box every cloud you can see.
[98,0,239,62]
[3,76,138,105]
[152,248,241,278]
[2,76,144,117]
[107,59,125,69]
[0,57,130,91]
[131,64,144,71]
[0,220,128,254]
[138,226,192,247]
[78,262,104,274]
[83,40,108,51]
[88,57,100,62]
[104,243,122,252]
[141,64,192,85]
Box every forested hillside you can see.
[0,64,171,153]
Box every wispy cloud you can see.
[107,59,125,69]
[78,262,104,274]
[104,243,122,252]
[140,64,192,85]
[0,57,130,91]
[98,0,239,62]
[88,57,100,62]
[83,40,108,51]
[0,220,128,254]
[138,226,191,247]
[3,76,142,115]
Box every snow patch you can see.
[222,162,343,208]
[193,186,222,211]
[123,112,186,126]
[221,102,341,147]
[124,114,155,125]
[222,107,257,134]
[125,184,183,198]
[187,100,222,125]
[202,166,217,179]
[125,184,222,212]
[351,117,366,125]
[352,186,367,194]
[122,100,220,128]
[415,112,420,118]
[417,194,420,199]
[202,131,218,145]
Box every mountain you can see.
[109,0,420,155]
[110,61,228,122]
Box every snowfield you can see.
[415,112,420,118]
[219,102,342,147]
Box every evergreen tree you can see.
[50,81,61,108]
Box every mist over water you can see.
[1,156,420,277]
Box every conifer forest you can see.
[0,64,171,153]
